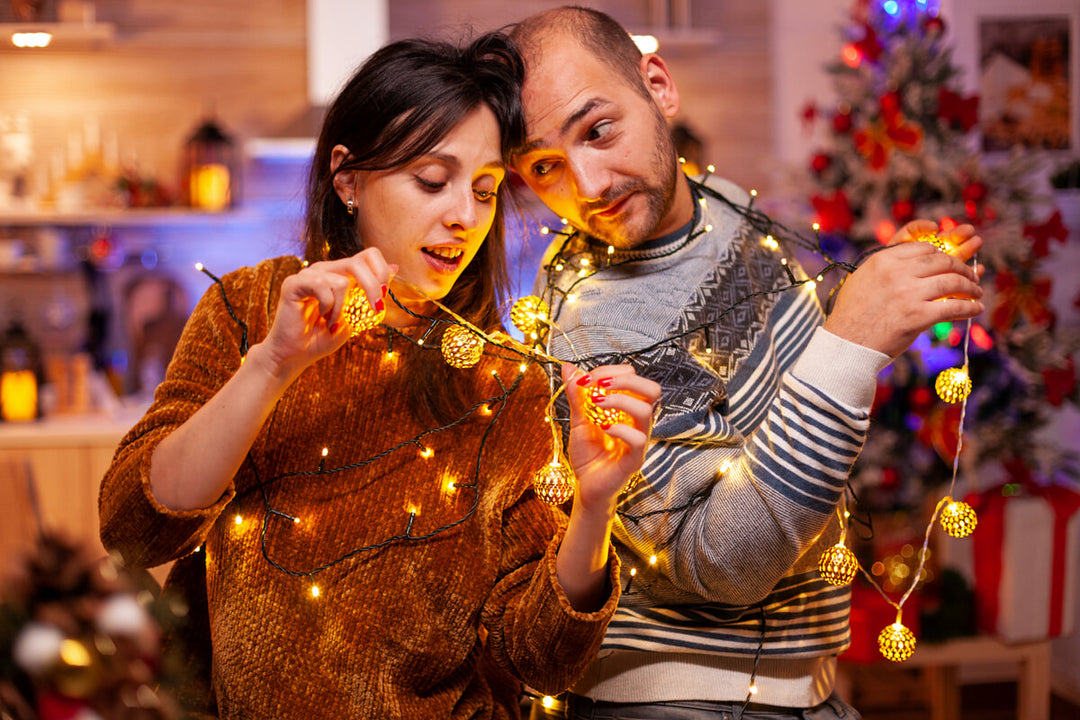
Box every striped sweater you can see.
[535,177,891,706]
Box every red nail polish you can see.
[380,284,388,296]
[598,378,613,388]
[576,374,592,386]
[593,394,605,403]
[328,322,339,333]
[375,298,385,313]
[600,423,611,430]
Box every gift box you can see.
[971,483,1080,642]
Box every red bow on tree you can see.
[1023,210,1069,258]
[992,268,1055,331]
[811,190,854,233]
[855,113,923,170]
[854,24,882,62]
[1042,356,1076,406]
[938,88,980,133]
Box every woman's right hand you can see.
[260,248,396,380]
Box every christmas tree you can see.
[801,0,1078,509]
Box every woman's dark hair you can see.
[302,32,525,424]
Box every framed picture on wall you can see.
[977,12,1078,152]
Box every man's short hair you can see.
[510,6,650,99]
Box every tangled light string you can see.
[532,174,981,670]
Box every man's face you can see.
[513,36,681,249]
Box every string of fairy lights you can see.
[528,170,982,681]
[191,167,980,707]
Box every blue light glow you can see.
[883,0,900,16]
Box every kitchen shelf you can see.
[2,21,116,50]
[0,207,261,227]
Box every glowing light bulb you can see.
[445,479,456,492]
[607,245,615,255]
[533,462,575,505]
[234,515,243,525]
[321,447,329,457]
[629,567,637,577]
[818,543,859,586]
[935,367,971,403]
[649,554,658,565]
[541,696,556,709]
[519,363,528,373]
[812,222,821,232]
[441,325,485,369]
[194,262,204,271]
[878,618,917,662]
[420,446,434,459]
[567,294,578,303]
[763,235,779,251]
[554,263,564,271]
[510,296,549,336]
[704,224,713,232]
[311,585,320,598]
[707,165,715,173]
[750,189,758,197]
[748,684,759,695]
[580,258,590,266]
[806,280,817,291]
[940,498,978,538]
[541,227,550,235]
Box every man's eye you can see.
[586,122,612,142]
[532,161,555,177]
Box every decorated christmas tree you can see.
[801,0,1079,510]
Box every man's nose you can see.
[568,153,612,204]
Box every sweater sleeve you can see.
[98,263,270,568]
[481,496,620,696]
[616,324,890,607]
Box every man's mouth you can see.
[591,194,632,220]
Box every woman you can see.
[98,32,659,719]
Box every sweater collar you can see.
[582,182,702,261]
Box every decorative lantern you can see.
[1,319,43,422]
[533,461,575,505]
[180,117,238,211]
[818,543,859,586]
[935,367,971,403]
[940,497,978,538]
[510,296,549,338]
[584,385,630,428]
[878,612,917,662]
[342,286,384,335]
[440,325,485,368]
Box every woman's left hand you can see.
[562,363,661,518]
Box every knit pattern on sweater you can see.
[537,178,884,662]
[99,255,619,720]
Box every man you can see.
[509,7,984,719]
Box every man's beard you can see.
[581,112,679,249]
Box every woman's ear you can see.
[330,144,357,204]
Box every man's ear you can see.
[330,144,357,203]
[640,54,681,119]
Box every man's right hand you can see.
[823,221,984,358]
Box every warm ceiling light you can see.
[12,32,52,48]
[631,34,659,54]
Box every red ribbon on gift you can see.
[971,483,1080,637]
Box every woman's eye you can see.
[473,188,495,202]
[416,176,446,192]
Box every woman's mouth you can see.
[422,245,465,274]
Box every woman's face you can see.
[337,106,505,325]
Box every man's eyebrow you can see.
[519,97,605,155]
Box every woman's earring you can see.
[346,198,355,215]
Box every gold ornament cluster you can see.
[818,543,858,586]
[935,367,972,403]
[940,498,978,538]
[342,286,385,335]
[440,325,485,369]
[533,461,575,505]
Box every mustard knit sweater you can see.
[98,256,618,719]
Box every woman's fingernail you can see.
[576,374,592,386]
[375,298,385,313]
[381,284,388,296]
[598,377,613,388]
[600,423,611,430]
[593,394,606,403]
[329,322,339,333]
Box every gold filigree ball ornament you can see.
[440,325,485,369]
[878,616,917,662]
[342,285,385,336]
[940,498,978,538]
[510,296,549,337]
[533,461,575,505]
[584,385,631,428]
[917,232,950,252]
[935,367,972,403]
[818,543,859,586]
